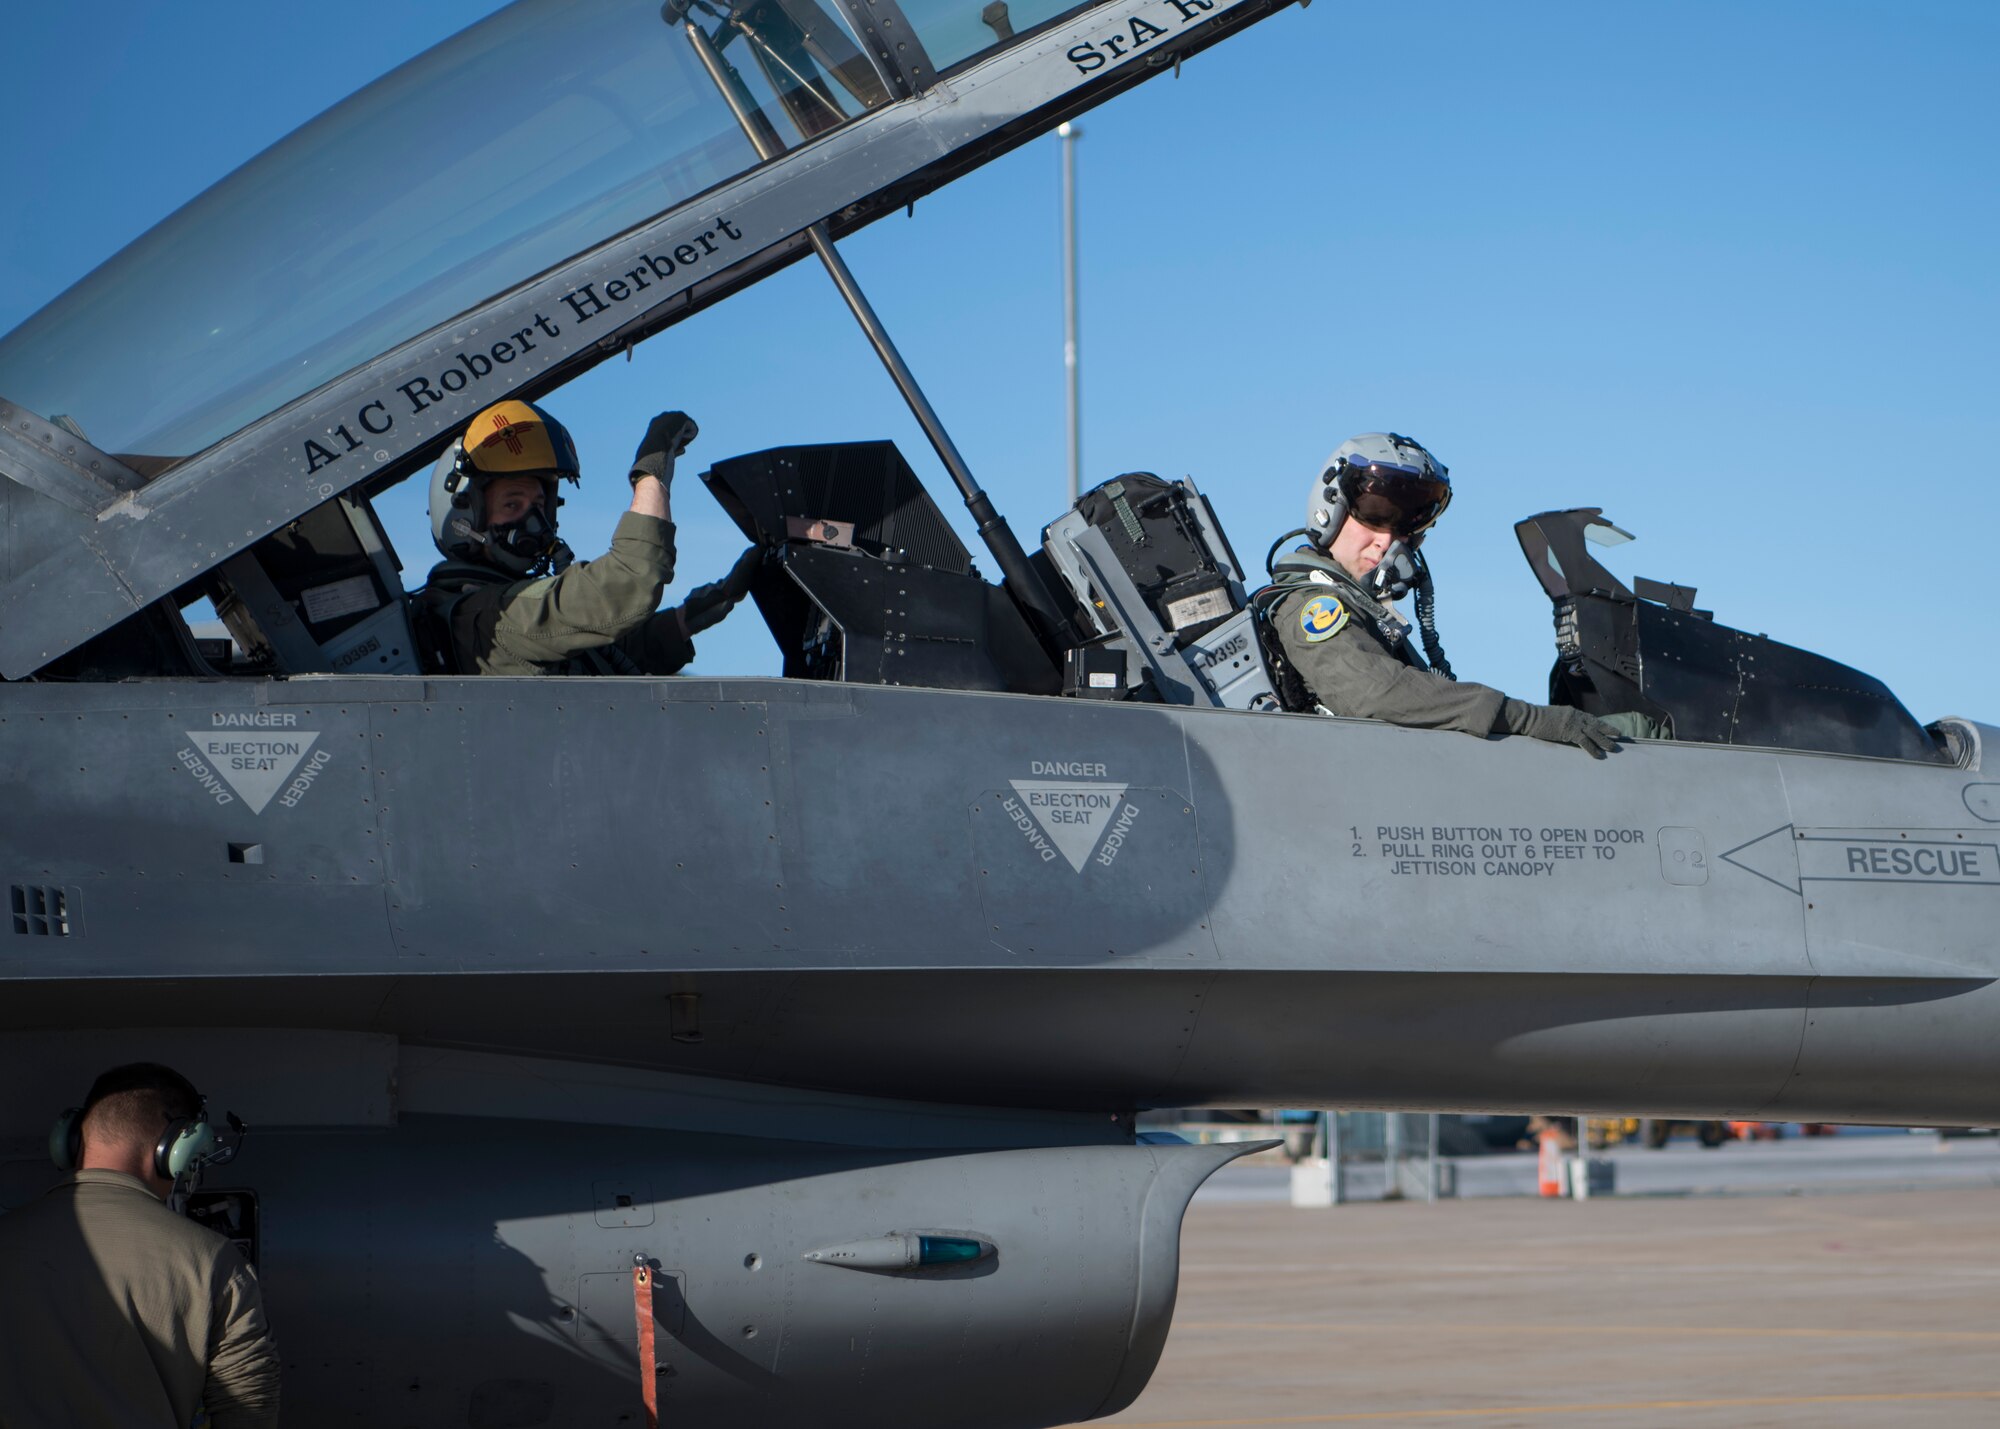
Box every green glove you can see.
[673,544,765,636]
[1503,700,1621,758]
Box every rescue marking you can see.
[1721,825,2000,895]
[1298,595,1347,644]
[180,728,322,814]
[1804,831,1999,887]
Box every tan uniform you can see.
[0,1169,279,1429]
[422,511,697,676]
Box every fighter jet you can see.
[1,1,1993,1425]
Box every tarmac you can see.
[1071,1134,2000,1428]
[1203,1126,2000,1202]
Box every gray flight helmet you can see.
[1305,432,1452,550]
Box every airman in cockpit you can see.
[1257,432,1627,756]
[417,400,760,676]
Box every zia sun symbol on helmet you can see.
[428,399,583,578]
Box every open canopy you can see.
[0,0,1292,678]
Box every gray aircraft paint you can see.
[0,1033,1248,1427]
[10,673,1991,1422]
[4,0,1996,1424]
[5,677,1993,1123]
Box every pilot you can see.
[418,399,761,675]
[1260,432,1624,757]
[0,1062,279,1427]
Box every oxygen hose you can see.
[1264,527,1312,578]
[1413,557,1454,680]
[1265,526,1452,679]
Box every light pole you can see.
[1058,121,1082,506]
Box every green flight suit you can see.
[421,511,696,676]
[1268,558,1662,742]
[1271,572,1511,734]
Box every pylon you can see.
[1538,1128,1565,1197]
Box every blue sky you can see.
[5,1,1996,723]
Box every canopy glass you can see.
[0,0,995,461]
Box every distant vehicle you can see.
[1646,1120,1731,1148]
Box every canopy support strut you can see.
[680,17,1074,648]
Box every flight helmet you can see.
[429,399,581,577]
[1305,432,1452,550]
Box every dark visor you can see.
[1338,465,1452,538]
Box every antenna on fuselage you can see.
[667,2,1075,649]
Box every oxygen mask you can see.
[453,479,574,577]
[488,503,562,568]
[1367,538,1420,602]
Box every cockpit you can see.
[697,442,1963,766]
[0,0,1970,769]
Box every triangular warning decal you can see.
[1008,780,1129,873]
[183,731,320,814]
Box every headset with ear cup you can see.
[49,1106,84,1172]
[49,1093,216,1179]
[154,1102,217,1180]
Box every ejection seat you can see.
[698,440,1280,709]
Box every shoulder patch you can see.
[1299,594,1348,643]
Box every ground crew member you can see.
[1260,432,1624,756]
[0,1062,279,1428]
[420,400,761,675]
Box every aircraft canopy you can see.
[0,0,1289,678]
[0,0,1086,464]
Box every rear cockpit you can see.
[0,0,1283,684]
